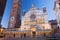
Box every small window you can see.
[43,26,45,29]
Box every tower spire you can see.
[43,7,46,13]
[32,3,34,7]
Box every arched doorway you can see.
[24,33,26,37]
[30,26,36,37]
[32,31,36,37]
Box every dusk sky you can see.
[1,0,55,28]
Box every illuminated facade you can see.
[21,4,51,31]
[2,4,53,38]
[0,4,54,38]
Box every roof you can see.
[49,20,57,25]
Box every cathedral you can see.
[0,0,57,38]
[17,4,52,37]
[21,4,51,31]
[3,4,53,37]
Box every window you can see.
[30,14,36,21]
[43,26,45,29]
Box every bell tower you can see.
[8,0,21,28]
[54,0,60,28]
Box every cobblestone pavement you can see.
[0,36,47,40]
[0,36,60,40]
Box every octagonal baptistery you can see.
[21,4,51,31]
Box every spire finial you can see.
[32,3,34,7]
[43,7,46,13]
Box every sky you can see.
[1,0,55,28]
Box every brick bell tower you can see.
[8,0,21,28]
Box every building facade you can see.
[21,4,51,31]
[0,0,7,26]
[49,20,57,29]
[19,4,52,37]
[2,4,53,38]
[49,20,58,34]
[8,0,21,28]
[54,0,60,28]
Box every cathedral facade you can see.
[0,0,59,38]
[21,4,51,31]
[3,4,53,38]
[17,4,52,37]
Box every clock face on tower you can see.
[10,16,15,21]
